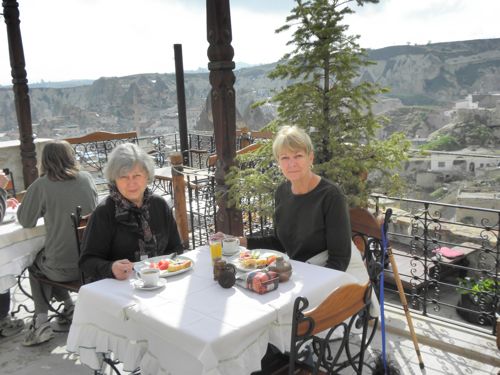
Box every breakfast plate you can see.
[134,255,194,277]
[0,208,16,225]
[132,278,167,291]
[231,249,289,272]
[0,214,15,225]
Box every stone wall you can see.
[0,138,53,192]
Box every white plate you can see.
[0,215,15,225]
[133,278,167,291]
[134,255,194,277]
[231,249,289,272]
[222,245,246,257]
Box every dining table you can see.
[0,216,45,293]
[66,246,358,375]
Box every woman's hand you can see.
[239,236,248,247]
[6,198,19,209]
[112,259,134,280]
[210,232,226,241]
[0,172,9,189]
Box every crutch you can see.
[382,209,425,369]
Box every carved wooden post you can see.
[174,44,189,166]
[2,0,38,188]
[170,152,189,249]
[206,0,243,236]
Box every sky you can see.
[0,0,499,85]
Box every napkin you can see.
[433,246,464,259]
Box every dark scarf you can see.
[109,184,157,260]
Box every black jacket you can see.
[79,194,183,281]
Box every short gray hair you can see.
[104,143,155,184]
[272,125,313,160]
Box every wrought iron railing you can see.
[372,194,499,336]
[137,131,250,170]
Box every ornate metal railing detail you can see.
[373,194,499,336]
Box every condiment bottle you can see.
[269,256,292,282]
[213,259,226,280]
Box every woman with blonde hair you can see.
[17,140,98,346]
[231,125,370,283]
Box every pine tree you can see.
[227,0,410,214]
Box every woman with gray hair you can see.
[17,140,98,346]
[79,143,182,283]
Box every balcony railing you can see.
[137,134,499,338]
[371,194,499,337]
[3,133,498,338]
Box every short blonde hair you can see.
[272,125,313,160]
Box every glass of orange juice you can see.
[209,238,222,264]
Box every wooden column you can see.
[174,44,189,166]
[170,152,189,249]
[206,0,243,236]
[2,0,38,188]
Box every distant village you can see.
[392,92,500,223]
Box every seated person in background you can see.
[79,143,183,282]
[0,171,24,338]
[17,141,98,346]
[219,125,369,283]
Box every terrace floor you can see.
[1,274,498,375]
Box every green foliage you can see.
[429,187,447,200]
[227,0,409,212]
[420,135,461,151]
[457,277,499,296]
[226,137,284,217]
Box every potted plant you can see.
[456,277,499,326]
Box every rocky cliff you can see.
[1,38,500,141]
[362,38,500,105]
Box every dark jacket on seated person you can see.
[80,194,183,282]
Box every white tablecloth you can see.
[67,247,357,375]
[0,218,45,293]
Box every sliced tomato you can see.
[158,259,170,270]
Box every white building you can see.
[456,190,500,225]
[430,150,500,174]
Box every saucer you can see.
[132,278,167,291]
[0,215,15,225]
[223,245,245,257]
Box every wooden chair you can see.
[64,131,138,188]
[207,142,263,169]
[349,207,387,283]
[288,282,373,374]
[254,209,386,375]
[32,206,90,324]
[1,167,25,201]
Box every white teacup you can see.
[139,267,160,287]
[222,237,240,255]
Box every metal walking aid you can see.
[381,208,425,370]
